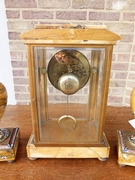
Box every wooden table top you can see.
[0,105,135,180]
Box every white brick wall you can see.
[5,0,135,106]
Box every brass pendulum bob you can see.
[0,82,10,142]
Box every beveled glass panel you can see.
[34,47,105,145]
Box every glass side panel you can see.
[34,47,106,144]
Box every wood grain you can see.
[0,105,135,179]
[20,25,121,45]
[20,26,120,41]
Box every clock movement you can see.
[20,24,120,160]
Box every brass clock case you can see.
[47,49,91,95]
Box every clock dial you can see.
[47,49,91,95]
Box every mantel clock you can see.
[20,24,120,160]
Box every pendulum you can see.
[47,49,91,132]
[58,95,77,132]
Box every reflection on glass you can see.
[34,47,105,144]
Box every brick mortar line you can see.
[13,67,28,71]
[104,0,107,10]
[36,0,39,9]
[12,68,28,70]
[14,85,29,87]
[7,20,135,24]
[70,0,73,9]
[9,40,24,42]
[15,92,30,93]
[114,53,131,58]
[10,50,26,51]
[20,9,22,19]
[119,10,124,22]
[112,62,132,64]
[6,8,135,12]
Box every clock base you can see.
[26,132,110,160]
[117,130,135,167]
[0,127,20,162]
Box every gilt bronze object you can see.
[0,82,19,162]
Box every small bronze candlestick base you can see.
[117,87,135,167]
[0,82,20,163]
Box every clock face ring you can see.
[47,49,91,94]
